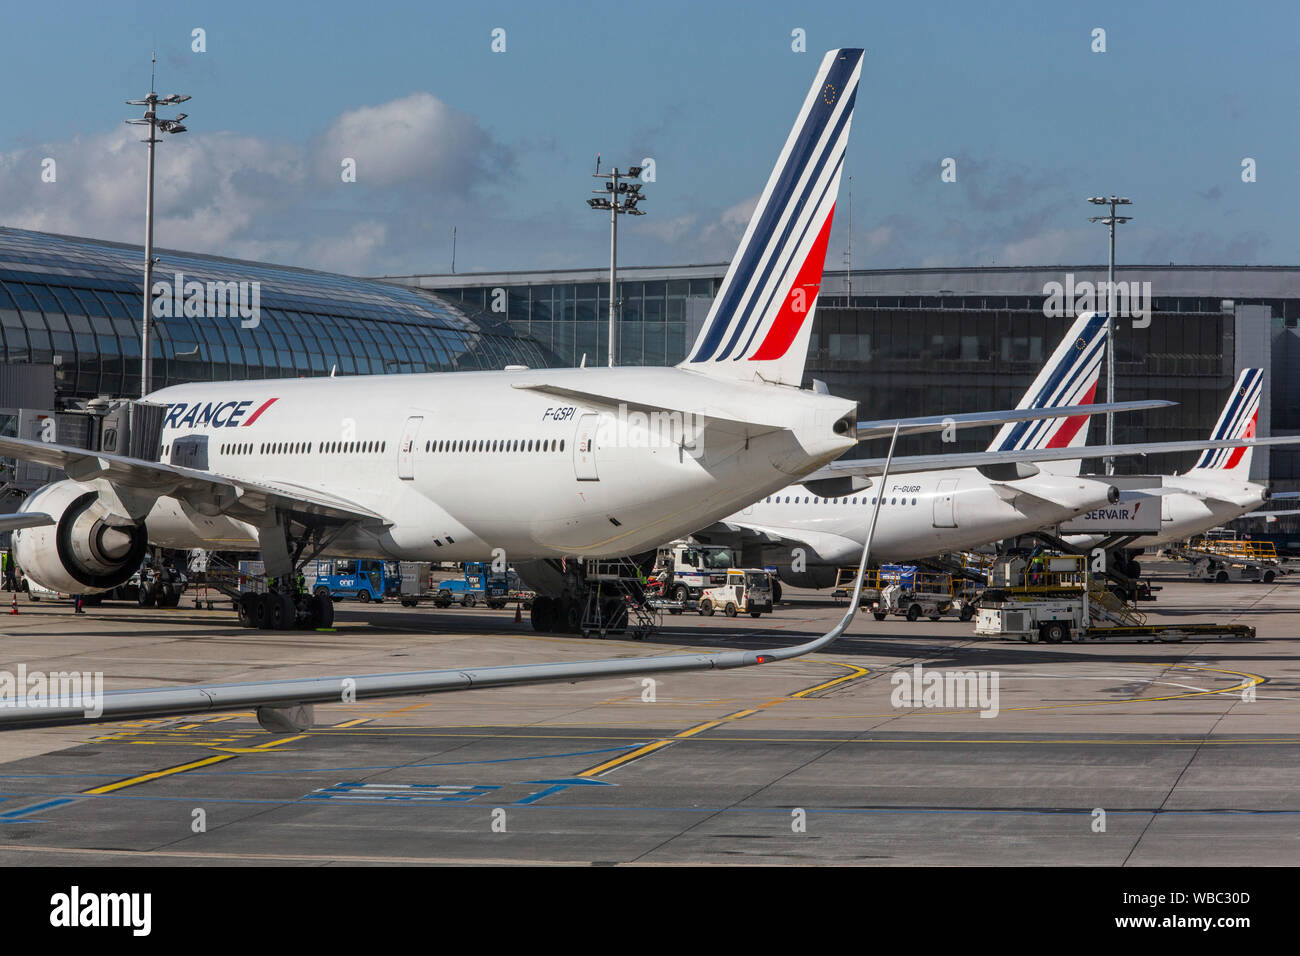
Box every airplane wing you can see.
[808,435,1300,480]
[0,513,54,532]
[0,435,385,525]
[855,400,1173,440]
[1239,508,1300,520]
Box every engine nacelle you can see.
[13,481,148,594]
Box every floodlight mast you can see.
[587,163,647,367]
[1087,195,1133,475]
[126,54,190,397]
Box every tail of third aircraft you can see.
[1189,368,1263,476]
[985,312,1109,475]
[679,48,863,388]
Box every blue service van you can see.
[313,559,399,602]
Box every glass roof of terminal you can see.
[0,227,497,332]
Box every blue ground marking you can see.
[513,778,614,805]
[0,797,77,822]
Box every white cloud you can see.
[313,92,510,189]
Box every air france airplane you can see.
[1065,368,1279,572]
[726,333,1300,590]
[696,312,1118,585]
[0,50,1156,634]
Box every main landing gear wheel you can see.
[270,592,294,630]
[237,592,257,628]
[255,592,276,629]
[137,583,156,608]
[306,592,334,628]
[530,596,555,632]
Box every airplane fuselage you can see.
[707,468,1115,577]
[144,366,858,563]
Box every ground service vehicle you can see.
[653,541,733,604]
[432,562,510,608]
[698,569,773,618]
[975,554,1253,642]
[313,559,398,603]
[872,566,970,622]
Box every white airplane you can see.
[696,311,1124,587]
[1064,367,1284,572]
[0,49,1143,632]
[695,317,1294,591]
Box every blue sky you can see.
[2,0,1297,275]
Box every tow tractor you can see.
[872,566,974,622]
[975,553,1254,643]
[698,569,774,618]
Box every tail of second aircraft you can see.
[1189,368,1263,476]
[679,48,864,388]
[985,312,1109,475]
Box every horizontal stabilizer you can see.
[857,400,1173,441]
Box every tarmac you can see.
[0,561,1297,865]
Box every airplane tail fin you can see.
[679,48,864,387]
[1190,368,1263,475]
[985,312,1108,476]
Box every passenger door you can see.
[398,415,422,480]
[932,478,958,528]
[573,413,599,481]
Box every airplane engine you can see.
[12,481,148,594]
[774,565,839,590]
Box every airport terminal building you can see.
[2,223,1298,538]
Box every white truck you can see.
[652,541,733,605]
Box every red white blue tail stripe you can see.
[681,48,863,386]
[986,312,1109,462]
[1194,368,1262,471]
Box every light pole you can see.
[588,161,647,367]
[126,57,190,397]
[1088,195,1132,474]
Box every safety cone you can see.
[9,592,17,614]
[514,603,522,624]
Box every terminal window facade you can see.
[0,229,554,399]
